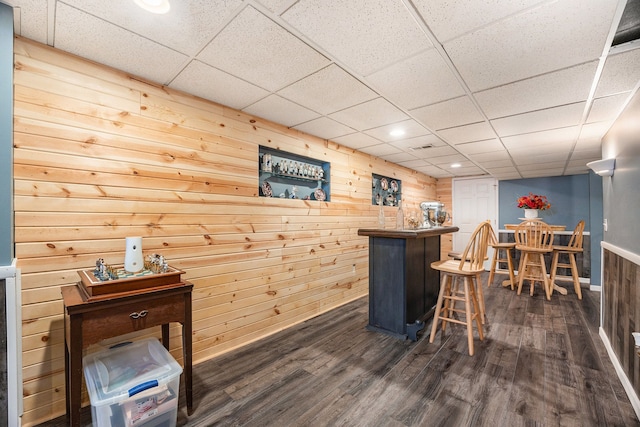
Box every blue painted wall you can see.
[498,173,603,284]
[0,3,13,265]
[588,171,603,285]
[498,175,592,229]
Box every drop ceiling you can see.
[4,0,640,179]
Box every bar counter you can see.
[358,226,458,340]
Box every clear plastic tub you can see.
[83,338,183,427]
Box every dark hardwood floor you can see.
[40,273,640,427]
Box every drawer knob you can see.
[129,310,148,319]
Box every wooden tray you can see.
[78,265,184,299]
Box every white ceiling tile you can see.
[293,117,355,140]
[412,165,452,178]
[62,0,243,56]
[54,3,189,84]
[389,134,447,151]
[333,132,382,150]
[366,49,465,110]
[487,166,518,175]
[359,143,403,157]
[5,0,48,43]
[595,47,640,97]
[364,119,430,143]
[568,148,601,162]
[282,0,430,76]
[587,93,630,123]
[380,152,421,164]
[476,158,515,169]
[520,168,564,178]
[444,0,618,91]
[579,121,613,142]
[243,95,320,127]
[428,154,470,165]
[10,0,633,181]
[411,96,484,131]
[474,62,597,119]
[411,145,458,159]
[278,64,377,115]
[437,122,497,144]
[255,0,298,14]
[398,159,431,169]
[469,150,513,162]
[198,6,329,91]
[501,126,579,150]
[517,160,567,169]
[491,103,585,137]
[573,134,603,153]
[329,98,409,131]
[413,0,542,43]
[170,60,269,110]
[448,167,487,177]
[455,139,505,155]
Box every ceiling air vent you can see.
[409,144,434,151]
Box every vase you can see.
[524,209,539,219]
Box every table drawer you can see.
[81,293,185,345]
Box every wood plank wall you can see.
[435,177,453,258]
[602,248,640,397]
[12,37,452,426]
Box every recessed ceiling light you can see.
[134,0,170,14]
[389,129,405,137]
[451,163,461,168]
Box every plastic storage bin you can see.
[83,338,183,427]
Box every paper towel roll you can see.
[124,236,144,273]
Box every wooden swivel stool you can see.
[514,220,554,300]
[487,225,517,290]
[430,221,491,356]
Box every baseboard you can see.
[599,327,640,420]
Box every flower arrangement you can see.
[517,193,551,210]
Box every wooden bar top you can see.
[358,226,459,239]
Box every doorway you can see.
[452,177,498,269]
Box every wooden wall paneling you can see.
[436,178,453,259]
[13,37,441,426]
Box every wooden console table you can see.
[62,282,193,427]
[358,226,459,340]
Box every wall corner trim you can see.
[601,241,640,265]
[600,327,640,421]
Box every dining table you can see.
[502,222,568,295]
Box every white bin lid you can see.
[83,338,183,407]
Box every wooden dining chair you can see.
[487,224,517,290]
[549,220,585,300]
[514,220,554,300]
[429,221,491,356]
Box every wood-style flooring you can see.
[39,273,640,426]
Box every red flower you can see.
[517,193,551,210]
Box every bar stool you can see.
[549,220,585,299]
[487,225,517,290]
[514,220,554,300]
[430,221,491,356]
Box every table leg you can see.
[64,318,70,422]
[67,316,83,427]
[184,293,193,415]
